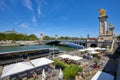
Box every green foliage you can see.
[56,45,75,52]
[94,58,99,65]
[63,64,83,79]
[28,34,38,40]
[117,35,120,40]
[54,59,83,79]
[59,36,70,40]
[43,35,51,40]
[0,33,38,41]
[54,59,67,68]
[0,33,6,40]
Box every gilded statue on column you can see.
[98,9,106,17]
[109,23,113,28]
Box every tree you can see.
[117,35,120,40]
[28,34,38,40]
[54,59,67,69]
[0,33,6,40]
[59,36,70,40]
[6,33,16,40]
[16,34,25,40]
[63,64,83,79]
[43,35,51,40]
[0,33,38,41]
[94,58,99,65]
[54,59,83,79]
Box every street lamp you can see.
[52,45,55,60]
[55,34,58,40]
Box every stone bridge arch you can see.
[87,40,98,48]
[90,43,97,47]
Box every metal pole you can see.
[53,45,54,60]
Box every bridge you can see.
[46,40,86,46]
[40,39,113,48]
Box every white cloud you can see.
[22,0,33,11]
[37,0,47,17]
[32,15,37,26]
[19,23,29,29]
[37,5,41,16]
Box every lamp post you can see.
[40,32,43,44]
[55,34,58,40]
[52,45,55,60]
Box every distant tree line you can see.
[43,36,71,40]
[43,35,86,40]
[0,33,38,41]
[117,35,120,40]
[0,32,88,41]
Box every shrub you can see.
[54,59,83,79]
[54,59,67,69]
[94,58,99,65]
[63,64,83,79]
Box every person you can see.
[75,75,79,80]
[101,59,104,67]
[90,55,93,60]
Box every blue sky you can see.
[0,0,120,38]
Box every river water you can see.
[0,44,78,53]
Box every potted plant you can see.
[94,58,99,68]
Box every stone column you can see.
[98,16,108,36]
[40,32,43,44]
[98,9,108,40]
[55,34,58,40]
[109,23,114,36]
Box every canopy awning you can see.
[1,57,54,78]
[85,47,95,52]
[94,47,102,50]
[72,56,83,61]
[78,49,86,52]
[101,48,106,50]
[30,57,54,67]
[90,51,99,54]
[59,54,83,61]
[91,71,114,80]
[59,54,71,59]
[1,61,34,78]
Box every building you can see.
[4,30,17,34]
[98,9,114,40]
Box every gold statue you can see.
[98,9,106,17]
[109,23,113,28]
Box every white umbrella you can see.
[59,68,63,79]
[42,69,46,80]
[101,48,106,51]
[72,56,83,61]
[78,49,86,52]
[94,47,102,50]
[85,47,95,52]
[59,54,71,58]
[91,51,99,54]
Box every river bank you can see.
[0,40,39,46]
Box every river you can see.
[0,44,78,53]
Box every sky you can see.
[0,0,120,38]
